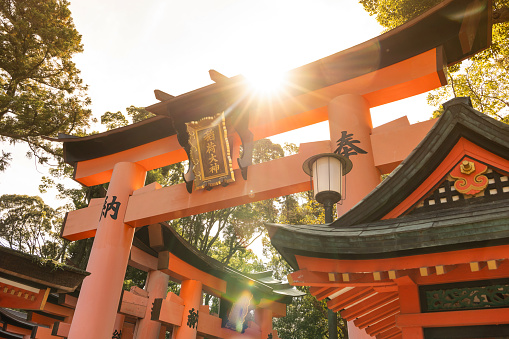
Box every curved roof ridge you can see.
[332,97,509,227]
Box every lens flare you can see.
[244,70,286,96]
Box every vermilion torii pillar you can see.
[174,280,203,339]
[134,270,169,338]
[68,162,147,339]
[328,94,380,215]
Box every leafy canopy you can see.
[0,194,64,258]
[0,0,92,168]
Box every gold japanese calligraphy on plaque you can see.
[186,112,235,190]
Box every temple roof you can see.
[267,199,509,269]
[133,222,304,303]
[267,98,509,270]
[0,246,89,293]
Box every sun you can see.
[243,68,287,96]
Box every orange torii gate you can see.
[58,1,492,338]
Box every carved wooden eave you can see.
[267,97,509,267]
[0,246,89,293]
[266,98,509,339]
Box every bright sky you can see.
[0,0,435,208]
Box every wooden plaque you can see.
[186,112,234,190]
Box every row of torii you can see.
[58,1,492,337]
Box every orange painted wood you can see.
[378,327,402,339]
[174,280,202,339]
[151,296,184,326]
[124,141,328,228]
[119,290,149,318]
[158,251,227,295]
[52,322,71,337]
[57,294,77,308]
[309,286,331,297]
[28,312,58,327]
[328,94,382,216]
[129,245,158,272]
[61,141,330,240]
[327,288,376,312]
[412,260,509,285]
[374,285,399,293]
[130,286,149,298]
[197,312,222,339]
[399,326,423,339]
[289,269,393,287]
[222,325,262,339]
[32,326,60,339]
[72,49,443,187]
[313,287,344,301]
[295,244,509,274]
[395,277,420,314]
[41,302,74,319]
[396,308,509,327]
[5,324,32,336]
[133,270,169,339]
[354,300,400,329]
[122,321,136,339]
[384,138,509,219]
[365,315,396,336]
[255,307,273,339]
[341,293,399,321]
[68,162,147,339]
[257,299,287,318]
[74,136,186,186]
[61,204,101,240]
[0,286,49,310]
[371,119,436,174]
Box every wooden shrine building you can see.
[0,0,494,338]
[267,98,509,339]
[0,223,303,339]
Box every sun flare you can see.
[243,69,286,96]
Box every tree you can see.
[264,193,349,339]
[0,0,92,169]
[359,0,509,121]
[0,194,64,257]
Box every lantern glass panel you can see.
[312,156,343,199]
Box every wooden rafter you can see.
[354,300,400,329]
[341,292,398,321]
[366,315,396,336]
[377,326,401,339]
[327,287,376,312]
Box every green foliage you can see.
[360,0,441,30]
[0,194,64,257]
[122,266,147,291]
[359,0,509,121]
[263,191,347,338]
[0,0,92,168]
[100,106,155,129]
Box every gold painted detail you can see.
[460,160,475,174]
[186,112,235,190]
[450,157,488,195]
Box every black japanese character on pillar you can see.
[112,329,122,339]
[334,131,367,158]
[100,196,121,220]
[267,334,273,339]
[187,308,199,329]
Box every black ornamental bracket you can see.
[164,73,254,193]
